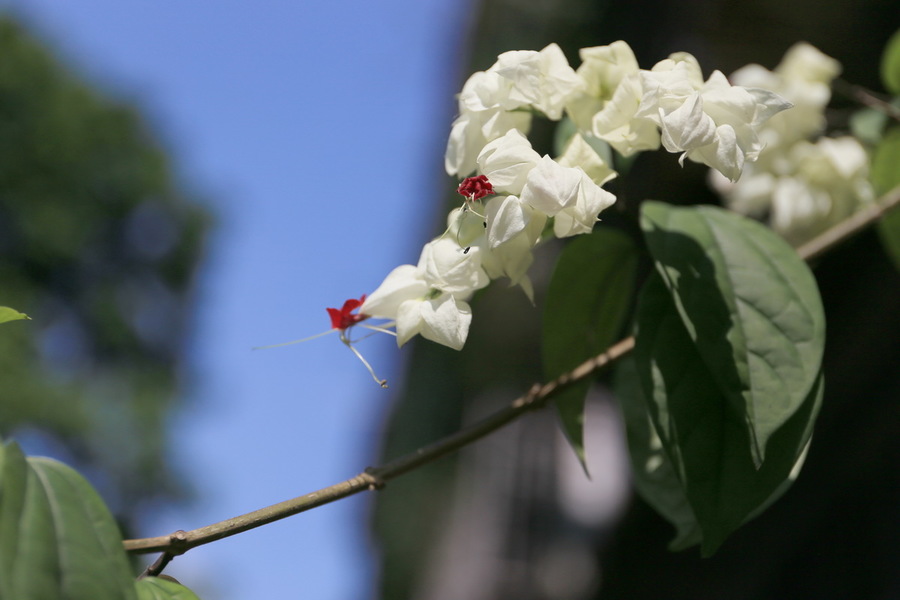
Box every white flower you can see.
[361,234,490,350]
[360,263,473,348]
[476,129,542,195]
[419,237,490,295]
[578,41,640,101]
[480,195,548,301]
[396,294,472,350]
[520,156,616,236]
[591,71,661,156]
[493,43,583,119]
[445,43,582,177]
[638,55,792,181]
[519,155,584,215]
[552,180,617,237]
[730,43,841,149]
[567,40,641,130]
[716,136,874,246]
[556,133,617,186]
[445,107,532,178]
[360,264,430,321]
[483,194,535,248]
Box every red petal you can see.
[327,307,344,329]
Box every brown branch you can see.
[124,183,900,562]
[136,551,175,579]
[796,184,900,261]
[124,336,634,556]
[832,78,900,122]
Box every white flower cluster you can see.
[360,41,790,351]
[711,43,875,245]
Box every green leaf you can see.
[0,440,137,600]
[849,107,889,146]
[613,356,701,550]
[542,227,638,467]
[880,28,900,95]
[871,126,900,271]
[871,126,900,195]
[0,306,29,325]
[634,273,823,554]
[136,577,202,600]
[640,201,825,467]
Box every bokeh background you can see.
[1,1,899,599]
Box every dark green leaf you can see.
[0,440,136,600]
[880,28,900,95]
[640,201,825,467]
[135,577,202,600]
[543,227,638,466]
[613,356,701,550]
[634,273,823,554]
[871,127,900,271]
[0,307,29,325]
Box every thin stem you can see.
[796,183,900,261]
[359,323,397,337]
[253,328,337,350]
[342,331,389,388]
[122,336,634,556]
[123,184,900,563]
[136,552,175,580]
[832,78,900,122]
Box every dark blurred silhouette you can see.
[371,1,900,599]
[0,16,210,532]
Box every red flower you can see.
[457,175,494,201]
[327,295,368,330]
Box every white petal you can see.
[552,171,616,237]
[557,133,617,186]
[485,195,530,248]
[689,124,743,182]
[419,295,472,350]
[476,129,541,195]
[361,265,429,319]
[659,92,716,152]
[520,156,582,216]
[419,237,489,295]
[395,298,425,347]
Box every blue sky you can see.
[0,1,471,597]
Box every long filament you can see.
[253,328,337,350]
[342,331,388,388]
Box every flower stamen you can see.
[457,175,494,201]
[341,329,388,388]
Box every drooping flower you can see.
[519,155,616,237]
[360,236,489,350]
[491,43,583,120]
[636,54,792,181]
[714,136,874,245]
[476,129,542,195]
[445,43,581,178]
[567,40,646,136]
[708,44,867,246]
[728,42,841,149]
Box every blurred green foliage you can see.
[0,16,210,528]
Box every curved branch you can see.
[123,183,900,559]
[123,336,635,555]
[832,79,900,122]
